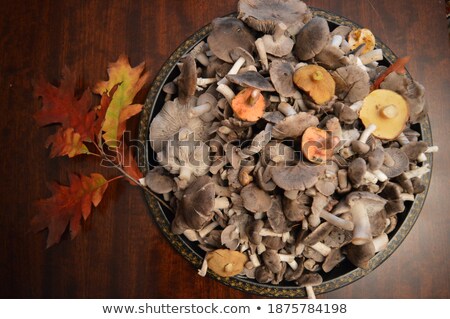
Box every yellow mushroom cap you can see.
[348,28,375,54]
[359,89,409,140]
[206,249,248,277]
[293,65,335,105]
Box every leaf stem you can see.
[107,175,124,183]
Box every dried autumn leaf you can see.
[31,173,109,248]
[34,67,97,156]
[93,55,150,147]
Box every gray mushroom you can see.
[177,55,197,104]
[345,241,375,270]
[172,176,215,234]
[240,183,272,213]
[271,162,326,193]
[346,192,387,245]
[226,71,275,92]
[261,22,294,57]
[297,273,323,299]
[315,45,350,70]
[380,148,409,178]
[269,60,297,97]
[254,265,275,283]
[322,248,345,273]
[207,17,255,63]
[294,17,330,61]
[283,193,311,222]
[149,98,209,153]
[238,0,312,35]
[267,196,289,233]
[271,110,319,139]
[144,167,175,201]
[332,65,370,103]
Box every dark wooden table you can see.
[1,0,449,298]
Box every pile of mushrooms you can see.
[146,0,437,298]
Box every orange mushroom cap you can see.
[301,127,340,164]
[231,87,266,122]
[348,28,375,54]
[293,65,335,105]
[359,89,409,140]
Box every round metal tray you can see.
[138,8,433,297]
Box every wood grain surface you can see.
[0,0,449,298]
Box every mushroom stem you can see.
[248,89,261,106]
[273,22,287,42]
[363,171,378,184]
[197,78,217,87]
[254,212,266,220]
[384,152,395,167]
[373,233,389,252]
[350,201,372,245]
[340,39,351,53]
[228,56,247,76]
[301,219,308,230]
[349,100,364,112]
[282,231,290,243]
[305,286,316,299]
[188,103,212,118]
[214,197,230,210]
[396,132,410,146]
[255,38,269,71]
[179,166,192,181]
[418,146,439,162]
[198,258,208,277]
[287,259,299,271]
[295,242,305,256]
[278,102,297,117]
[403,164,430,179]
[256,243,266,255]
[310,242,331,256]
[284,189,299,200]
[319,209,354,231]
[399,193,415,201]
[338,169,349,189]
[259,228,283,237]
[425,146,439,153]
[372,169,388,182]
[331,34,343,47]
[359,124,377,143]
[249,253,261,268]
[198,221,219,238]
[183,229,200,242]
[278,253,295,263]
[216,84,236,104]
[163,193,170,201]
[359,49,383,65]
[196,53,209,66]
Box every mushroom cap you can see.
[345,242,375,270]
[348,157,367,187]
[271,112,319,139]
[221,224,240,250]
[282,193,311,222]
[301,126,340,164]
[322,248,345,273]
[346,191,387,217]
[263,235,286,250]
[261,141,296,165]
[144,168,174,194]
[231,88,267,122]
[315,45,349,70]
[238,0,311,34]
[303,222,334,245]
[206,249,248,277]
[229,47,255,65]
[380,148,409,178]
[378,182,402,200]
[171,176,215,234]
[332,65,370,103]
[240,183,272,213]
[226,71,275,91]
[149,97,208,153]
[359,89,409,140]
[207,17,255,63]
[177,55,197,105]
[246,219,264,245]
[198,93,218,122]
[367,147,385,170]
[293,65,335,104]
[267,196,289,233]
[261,33,294,57]
[294,17,330,61]
[271,162,326,191]
[348,28,376,54]
[261,250,283,273]
[284,257,305,281]
[269,61,297,97]
[401,141,428,161]
[297,272,323,287]
[330,25,352,38]
[254,265,275,283]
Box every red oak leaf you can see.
[31,173,109,248]
[34,67,96,156]
[45,127,90,158]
